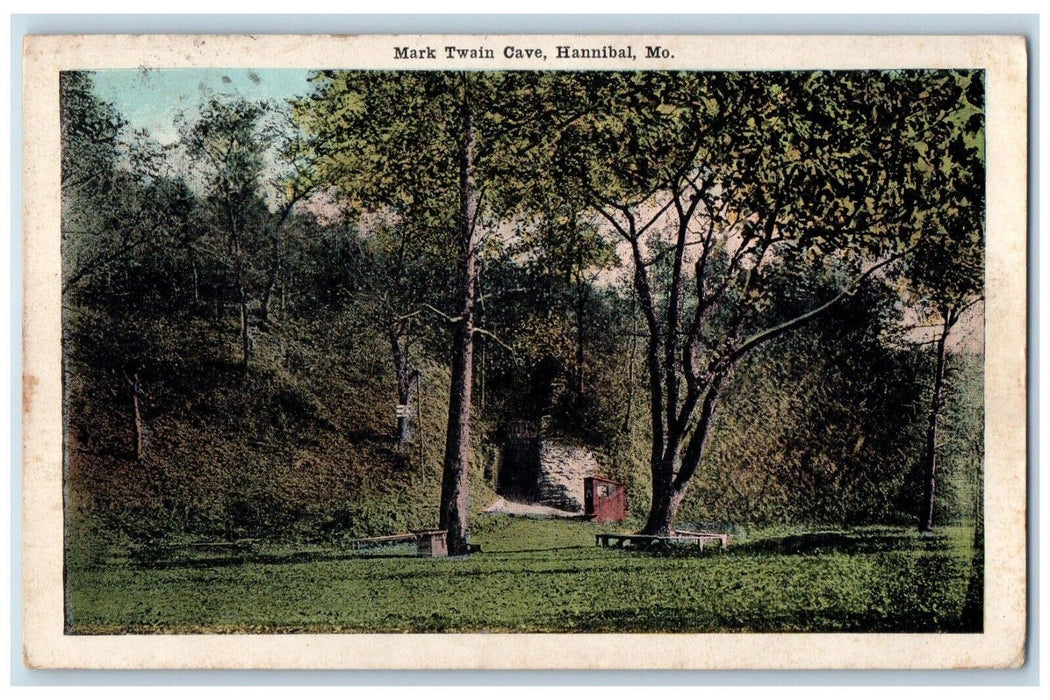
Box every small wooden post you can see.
[414,529,448,558]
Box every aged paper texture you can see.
[23,34,1027,669]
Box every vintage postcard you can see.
[22,34,1027,669]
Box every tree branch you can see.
[729,245,917,365]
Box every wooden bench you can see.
[674,529,731,549]
[349,532,483,556]
[596,531,729,551]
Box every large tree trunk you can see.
[622,301,638,434]
[919,321,951,532]
[439,77,478,557]
[642,460,685,536]
[640,374,723,536]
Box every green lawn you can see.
[66,516,981,633]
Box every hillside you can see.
[64,304,497,547]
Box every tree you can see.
[480,204,618,428]
[343,217,452,445]
[521,207,618,409]
[61,71,143,296]
[182,97,315,373]
[261,109,319,327]
[897,71,985,532]
[537,70,978,534]
[294,70,602,552]
[294,72,495,554]
[61,71,124,197]
[62,72,203,462]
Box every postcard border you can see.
[21,32,1029,671]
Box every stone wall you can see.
[497,437,599,513]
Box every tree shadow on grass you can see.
[480,545,594,555]
[131,544,604,571]
[131,547,418,570]
[130,546,648,588]
[543,605,790,633]
[734,530,948,557]
[547,605,961,633]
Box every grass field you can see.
[66,515,982,634]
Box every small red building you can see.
[584,477,628,523]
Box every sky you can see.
[91,68,316,144]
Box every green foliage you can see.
[62,69,985,554]
[900,71,985,314]
[926,353,984,525]
[61,72,199,301]
[180,97,272,292]
[61,71,125,193]
[293,71,461,228]
[293,71,548,233]
[529,70,986,531]
[687,286,928,526]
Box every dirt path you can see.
[483,497,580,519]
